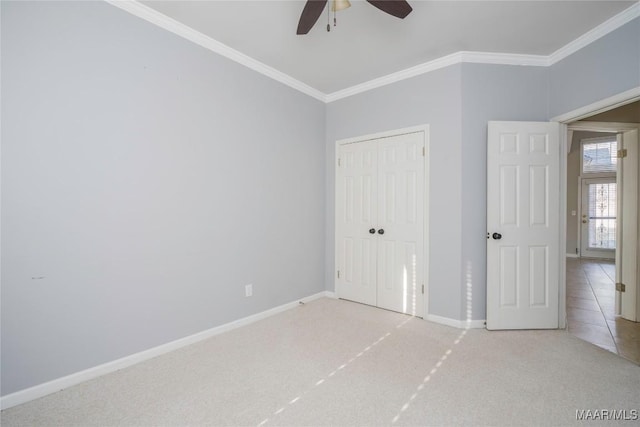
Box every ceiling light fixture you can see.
[328,0,351,32]
[332,0,352,12]
[297,1,412,35]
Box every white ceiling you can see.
[139,1,636,94]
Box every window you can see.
[587,182,616,250]
[581,137,617,174]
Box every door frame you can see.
[575,135,620,259]
[552,86,640,328]
[569,122,640,262]
[334,124,430,319]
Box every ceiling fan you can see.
[296,0,413,35]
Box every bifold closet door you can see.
[376,133,424,315]
[336,132,424,316]
[335,140,378,306]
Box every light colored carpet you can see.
[2,297,639,426]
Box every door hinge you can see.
[422,146,425,156]
[338,158,341,167]
[617,149,627,158]
[337,270,340,279]
[616,282,626,292]
[421,284,424,294]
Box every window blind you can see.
[582,140,617,174]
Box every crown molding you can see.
[325,51,548,102]
[325,52,462,103]
[548,2,640,65]
[106,1,638,104]
[105,0,327,103]
[458,51,549,67]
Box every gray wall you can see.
[326,66,464,321]
[325,64,549,322]
[1,1,325,395]
[461,64,549,320]
[3,0,639,400]
[327,19,640,321]
[549,17,640,118]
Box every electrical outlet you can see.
[245,284,253,297]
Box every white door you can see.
[376,133,424,315]
[335,140,378,306]
[336,131,425,316]
[580,178,616,260]
[487,121,560,330]
[618,129,639,321]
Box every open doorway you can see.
[567,133,618,260]
[564,101,640,364]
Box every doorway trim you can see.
[552,87,640,123]
[334,124,430,320]
[552,86,640,328]
[571,125,638,261]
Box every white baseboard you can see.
[324,291,337,299]
[0,291,332,410]
[426,314,486,329]
[566,253,579,258]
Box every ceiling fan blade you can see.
[366,0,413,19]
[297,0,328,35]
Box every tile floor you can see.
[566,258,640,364]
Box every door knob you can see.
[378,229,385,235]
[492,232,502,240]
[582,219,588,223]
[369,228,376,234]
